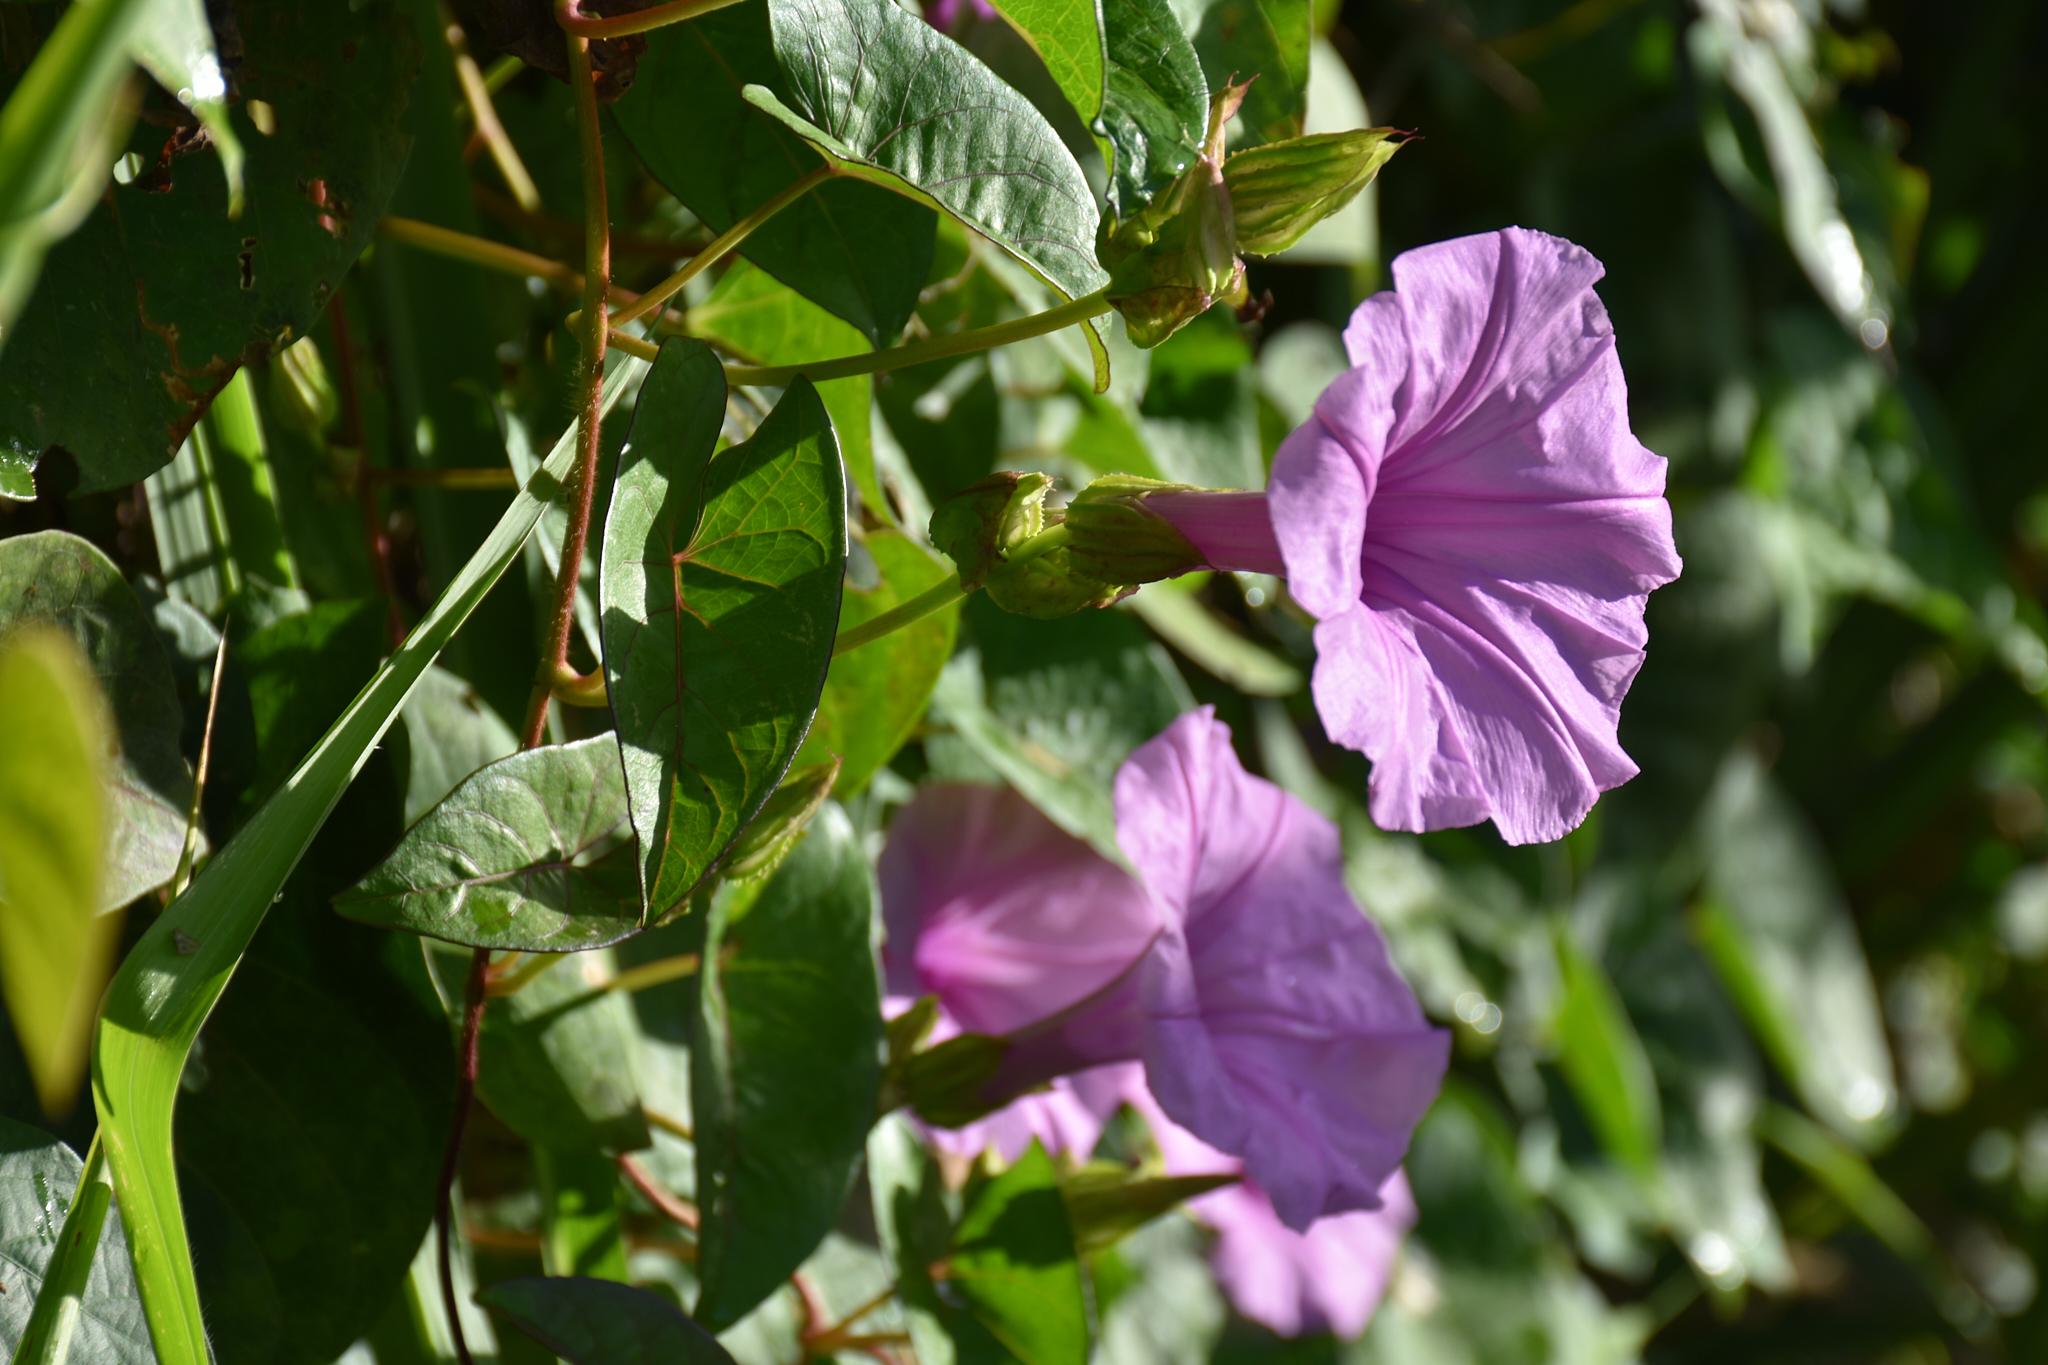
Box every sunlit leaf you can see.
[989,0,1107,130]
[0,1117,152,1365]
[0,627,115,1120]
[746,0,1107,307]
[1099,0,1208,218]
[601,339,846,919]
[337,737,641,953]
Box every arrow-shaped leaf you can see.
[601,338,847,920]
[334,736,641,952]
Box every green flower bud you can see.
[1224,128,1406,257]
[722,758,840,882]
[984,541,1134,619]
[270,334,339,437]
[1059,474,1208,584]
[1100,83,1254,349]
[928,470,1052,592]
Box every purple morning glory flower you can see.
[879,709,1447,1231]
[1146,228,1681,846]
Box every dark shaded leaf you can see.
[746,0,1107,306]
[794,529,961,795]
[479,1276,738,1365]
[0,531,195,910]
[335,736,642,952]
[601,339,846,919]
[692,805,882,1328]
[1099,0,1209,219]
[611,4,934,349]
[397,663,520,826]
[0,0,423,492]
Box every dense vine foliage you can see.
[2,1,2047,1364]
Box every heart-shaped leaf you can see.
[334,737,642,952]
[989,0,1108,130]
[479,1276,738,1365]
[692,805,883,1328]
[1099,0,1209,219]
[745,0,1108,309]
[611,4,934,349]
[601,338,847,920]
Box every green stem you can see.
[606,165,832,329]
[12,1132,113,1365]
[378,216,584,294]
[830,525,1070,657]
[556,0,748,39]
[832,575,968,657]
[610,289,1115,383]
[606,952,702,994]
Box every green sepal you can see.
[888,1030,1014,1130]
[1060,474,1210,584]
[929,471,1053,592]
[985,543,1137,620]
[1225,127,1407,257]
[1099,83,1251,349]
[1061,1164,1239,1252]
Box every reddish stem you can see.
[435,947,490,1365]
[618,1153,701,1230]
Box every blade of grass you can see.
[91,355,646,1365]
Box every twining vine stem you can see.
[555,0,749,38]
[832,522,1072,656]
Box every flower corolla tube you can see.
[1147,227,1683,845]
[879,708,1449,1233]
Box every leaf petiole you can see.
[606,289,1114,384]
[555,0,750,39]
[604,164,834,330]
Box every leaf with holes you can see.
[601,338,846,921]
[334,737,642,952]
[0,0,422,493]
[745,0,1108,311]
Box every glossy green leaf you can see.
[601,339,847,919]
[0,1119,151,1365]
[336,736,642,952]
[478,1276,738,1365]
[0,531,197,912]
[464,947,651,1155]
[1180,0,1310,148]
[91,354,646,1365]
[1694,751,1897,1143]
[612,5,934,349]
[0,628,115,1120]
[692,805,883,1329]
[0,0,423,493]
[947,1142,1089,1365]
[990,0,1108,129]
[1551,925,1663,1180]
[535,1146,630,1282]
[397,663,519,826]
[0,447,31,501]
[175,756,453,1365]
[794,530,960,795]
[1099,0,1209,219]
[686,259,886,526]
[747,0,1108,307]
